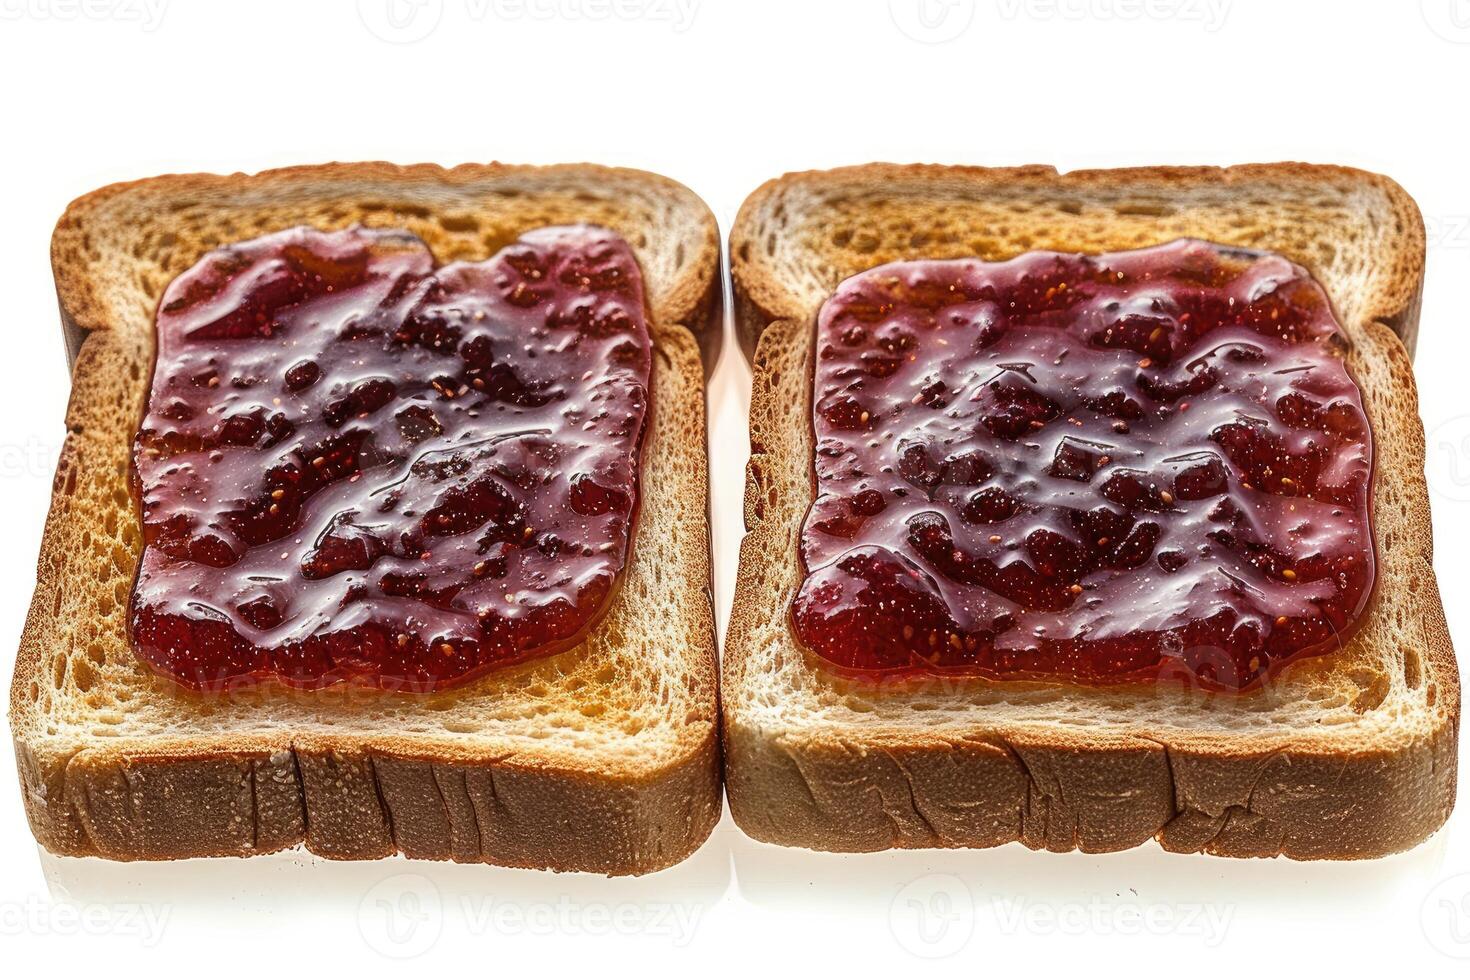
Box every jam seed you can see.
[1282,568,1298,581]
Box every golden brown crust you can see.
[53,161,722,370]
[723,163,1458,860]
[15,727,721,873]
[12,162,723,874]
[731,162,1426,356]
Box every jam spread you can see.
[130,224,651,691]
[793,239,1374,690]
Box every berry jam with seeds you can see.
[793,239,1374,690]
[130,224,651,691]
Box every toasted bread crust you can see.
[13,162,723,874]
[731,162,1426,357]
[724,163,1458,860]
[725,701,1457,860]
[15,728,721,872]
[54,161,723,371]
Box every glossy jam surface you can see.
[131,224,651,691]
[793,239,1374,690]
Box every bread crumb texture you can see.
[13,162,721,873]
[725,164,1457,859]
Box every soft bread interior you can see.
[728,165,1454,756]
[16,165,718,778]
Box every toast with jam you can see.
[725,163,1458,859]
[11,162,722,874]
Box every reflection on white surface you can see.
[40,816,734,919]
[35,809,1457,958]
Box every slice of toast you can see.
[12,162,722,875]
[725,163,1458,860]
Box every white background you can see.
[1,0,1469,974]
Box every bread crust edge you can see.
[723,163,1457,860]
[723,700,1457,860]
[725,314,1458,860]
[52,160,724,373]
[15,164,725,875]
[15,721,721,874]
[730,161,1427,358]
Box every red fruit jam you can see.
[130,224,652,691]
[793,239,1375,690]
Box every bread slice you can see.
[12,162,722,875]
[725,163,1458,860]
